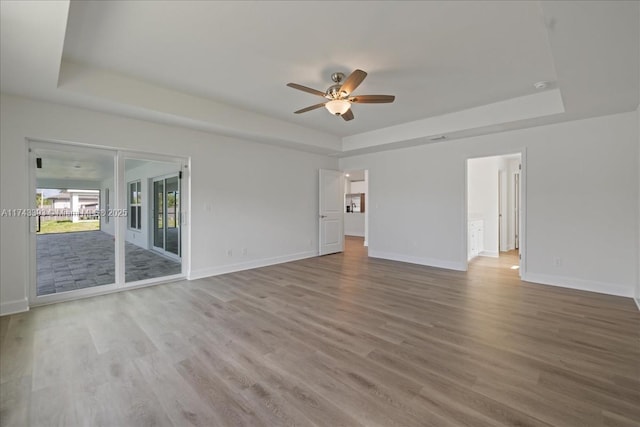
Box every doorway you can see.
[29,140,189,305]
[30,143,116,297]
[466,153,523,274]
[343,169,369,252]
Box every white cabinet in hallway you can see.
[468,219,484,260]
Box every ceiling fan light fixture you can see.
[325,99,351,116]
[287,69,394,121]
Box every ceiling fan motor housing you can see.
[331,72,345,83]
[327,72,348,99]
[326,84,347,100]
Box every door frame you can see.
[151,173,182,261]
[27,138,190,307]
[514,172,520,249]
[464,149,527,275]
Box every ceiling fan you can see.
[287,69,395,121]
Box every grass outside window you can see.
[38,219,100,234]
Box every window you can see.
[128,181,142,230]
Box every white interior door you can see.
[319,169,344,255]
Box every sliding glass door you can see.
[165,176,180,257]
[29,141,188,304]
[124,160,182,284]
[31,142,115,297]
[153,179,164,250]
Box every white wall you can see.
[340,111,639,298]
[0,94,337,315]
[350,181,366,194]
[467,156,500,257]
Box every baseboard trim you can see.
[479,250,499,258]
[368,250,466,271]
[188,250,318,280]
[521,273,634,298]
[0,298,29,316]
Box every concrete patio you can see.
[36,230,181,295]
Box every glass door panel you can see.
[33,143,115,296]
[124,158,182,284]
[154,179,164,249]
[165,176,180,256]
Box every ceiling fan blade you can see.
[287,83,326,97]
[341,109,354,121]
[339,69,367,95]
[349,95,395,103]
[294,103,326,114]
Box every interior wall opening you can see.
[343,169,368,253]
[467,153,522,275]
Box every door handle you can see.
[320,215,327,219]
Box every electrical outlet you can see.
[226,249,232,257]
[554,257,562,267]
[242,248,248,255]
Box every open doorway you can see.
[466,153,522,275]
[343,169,368,254]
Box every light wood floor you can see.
[1,236,639,426]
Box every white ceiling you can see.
[1,1,638,156]
[62,1,557,137]
[34,151,178,183]
[345,170,366,182]
[34,148,114,182]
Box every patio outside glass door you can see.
[29,143,188,304]
[31,142,116,297]
[125,159,182,284]
[153,175,180,258]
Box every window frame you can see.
[128,180,142,231]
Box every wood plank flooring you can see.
[1,236,639,426]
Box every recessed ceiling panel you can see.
[62,1,558,136]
